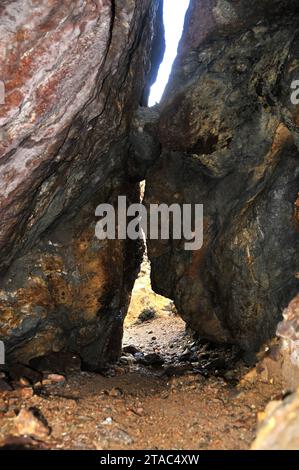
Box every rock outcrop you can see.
[1,0,299,370]
[0,0,163,369]
[145,0,299,352]
[251,294,299,449]
[252,389,299,450]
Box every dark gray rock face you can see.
[128,106,161,182]
[0,0,163,369]
[145,0,299,352]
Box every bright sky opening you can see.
[148,0,190,107]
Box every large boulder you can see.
[252,389,299,450]
[145,0,299,352]
[0,0,163,369]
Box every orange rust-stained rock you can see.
[0,1,164,369]
[13,408,51,440]
[1,186,143,369]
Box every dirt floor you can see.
[0,258,283,450]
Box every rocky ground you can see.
[0,260,283,450]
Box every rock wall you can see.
[0,0,163,369]
[145,0,299,352]
[1,0,299,369]
[251,389,299,450]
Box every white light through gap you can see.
[148,0,190,107]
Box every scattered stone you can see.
[18,377,31,387]
[108,387,123,398]
[99,428,133,446]
[13,408,51,440]
[252,389,299,450]
[134,352,145,362]
[239,368,258,386]
[0,0,159,370]
[112,429,134,445]
[0,397,8,413]
[45,374,66,384]
[8,364,42,385]
[122,345,141,356]
[223,370,237,382]
[136,407,144,416]
[139,353,164,366]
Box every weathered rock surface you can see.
[1,0,299,371]
[145,0,299,352]
[13,408,51,440]
[252,389,299,450]
[0,0,163,369]
[274,294,299,391]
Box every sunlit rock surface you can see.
[145,0,299,352]
[252,389,299,450]
[0,0,163,369]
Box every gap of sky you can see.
[148,0,190,107]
